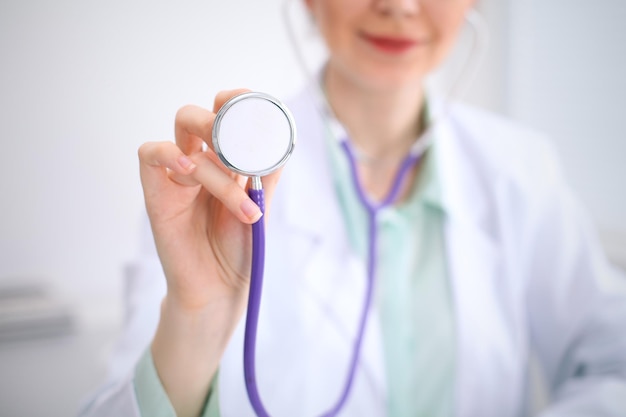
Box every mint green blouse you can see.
[134,113,456,417]
[325,124,456,416]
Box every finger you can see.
[190,152,263,224]
[138,141,197,187]
[203,146,237,177]
[213,88,251,113]
[170,148,246,186]
[175,105,214,155]
[173,89,252,157]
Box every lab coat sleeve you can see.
[77,215,165,417]
[77,215,223,417]
[76,264,160,415]
[524,145,626,415]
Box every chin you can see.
[356,65,428,94]
[328,57,429,95]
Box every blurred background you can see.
[0,0,624,416]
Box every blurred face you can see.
[305,0,475,92]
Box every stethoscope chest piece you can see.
[212,92,296,179]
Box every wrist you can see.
[150,294,244,416]
[163,290,244,317]
[158,293,244,348]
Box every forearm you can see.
[151,295,242,417]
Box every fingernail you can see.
[178,156,196,171]
[241,199,262,221]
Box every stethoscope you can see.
[212,92,297,417]
[212,4,488,416]
[214,88,395,417]
[212,92,428,417]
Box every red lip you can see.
[361,33,419,54]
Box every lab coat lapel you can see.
[279,89,388,402]
[435,117,520,417]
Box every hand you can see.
[137,89,285,417]
[138,89,282,312]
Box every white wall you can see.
[0,0,308,325]
[507,0,626,260]
[0,0,624,335]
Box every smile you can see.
[360,33,420,55]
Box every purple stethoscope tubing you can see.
[244,184,270,417]
[242,144,422,417]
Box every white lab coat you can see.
[80,86,626,417]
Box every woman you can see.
[80,1,626,416]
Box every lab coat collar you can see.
[432,109,492,231]
[281,84,345,240]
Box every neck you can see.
[323,65,425,164]
[322,64,427,202]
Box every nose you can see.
[373,0,420,18]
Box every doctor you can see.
[81,0,626,416]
